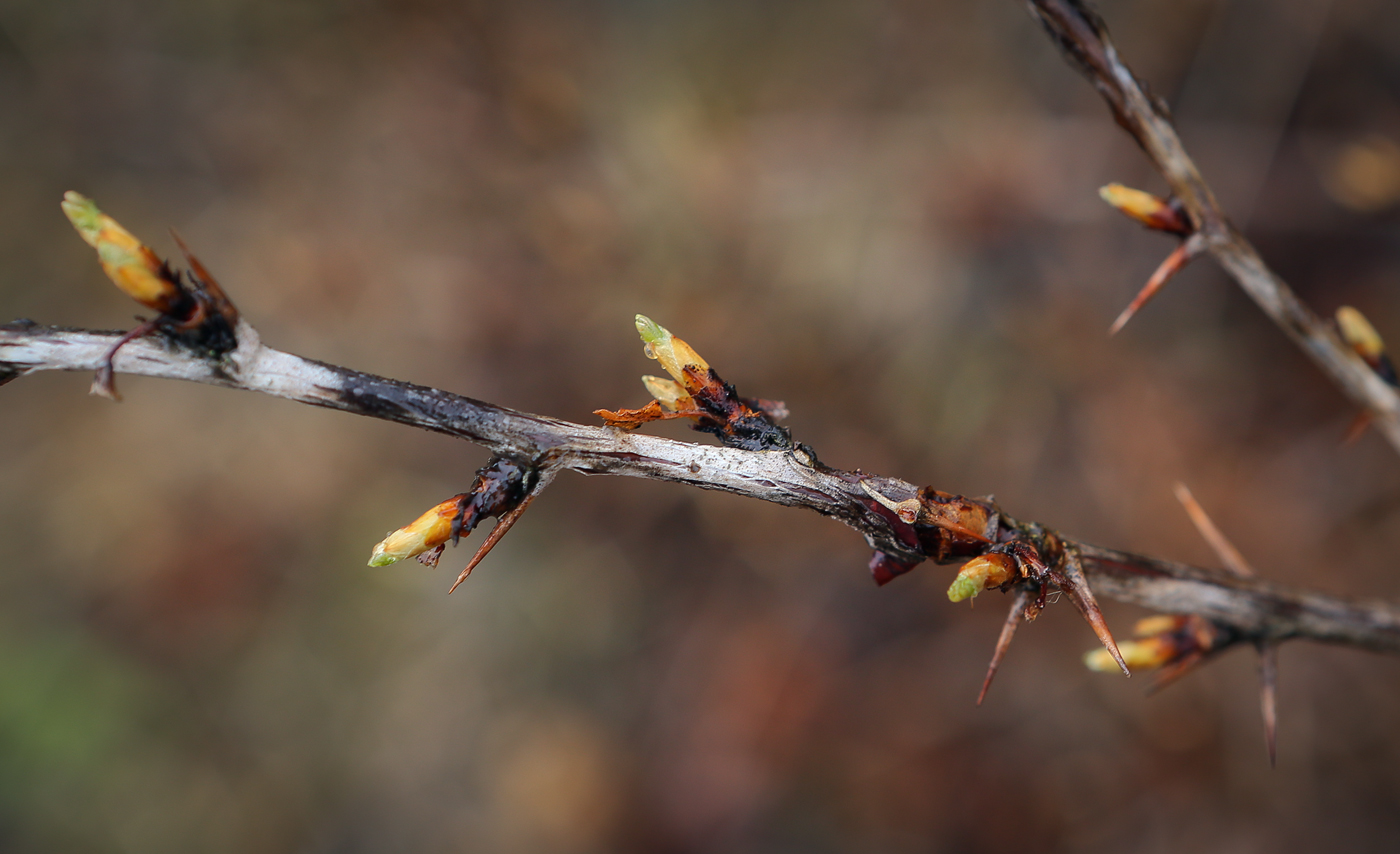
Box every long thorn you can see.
[1108,234,1205,336]
[1058,549,1129,676]
[1173,482,1255,577]
[447,489,540,594]
[978,587,1032,705]
[1259,642,1279,767]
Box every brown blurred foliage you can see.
[3,0,1400,851]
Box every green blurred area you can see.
[3,0,1400,851]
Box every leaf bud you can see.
[635,315,710,390]
[61,192,183,314]
[369,494,467,567]
[946,553,1016,602]
[1098,183,1191,235]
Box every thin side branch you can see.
[5,320,1399,656]
[1024,0,1400,454]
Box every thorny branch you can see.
[1023,0,1400,455]
[4,321,1400,665]
[8,3,1400,755]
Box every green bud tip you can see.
[61,191,103,247]
[368,542,401,567]
[635,314,666,346]
[947,575,981,603]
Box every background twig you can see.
[1024,0,1400,454]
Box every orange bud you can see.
[1099,183,1191,235]
[1086,613,1217,674]
[947,553,1016,602]
[369,495,466,566]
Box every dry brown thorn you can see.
[1108,234,1205,336]
[447,475,552,594]
[977,586,1036,706]
[1173,482,1254,578]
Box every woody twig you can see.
[6,314,1400,660]
[7,228,1400,664]
[7,173,1400,761]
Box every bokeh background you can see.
[2,0,1400,851]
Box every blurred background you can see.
[2,0,1400,851]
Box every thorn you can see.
[1056,548,1129,676]
[1259,642,1279,767]
[447,488,541,594]
[978,587,1032,705]
[169,230,210,283]
[1108,234,1205,336]
[1173,482,1255,577]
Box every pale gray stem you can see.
[5,319,1399,656]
